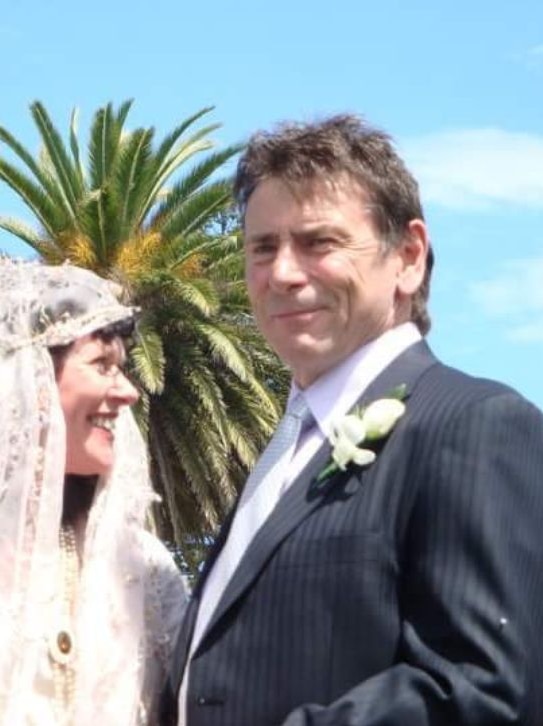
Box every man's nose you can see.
[270,243,307,289]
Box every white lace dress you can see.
[25,532,188,726]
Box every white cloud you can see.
[403,129,543,210]
[470,257,543,343]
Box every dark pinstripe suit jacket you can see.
[161,341,543,726]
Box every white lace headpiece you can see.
[0,258,159,724]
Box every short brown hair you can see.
[234,114,433,334]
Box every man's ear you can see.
[397,219,429,296]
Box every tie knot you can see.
[287,394,313,428]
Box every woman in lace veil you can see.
[0,259,188,725]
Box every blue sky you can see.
[1,0,542,408]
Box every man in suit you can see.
[162,115,543,725]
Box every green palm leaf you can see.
[31,101,84,216]
[69,107,86,189]
[112,127,155,241]
[0,99,284,570]
[129,322,165,394]
[0,158,70,236]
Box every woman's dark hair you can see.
[62,475,97,524]
[49,318,136,375]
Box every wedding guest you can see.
[0,260,188,725]
[163,115,543,726]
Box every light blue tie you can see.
[240,393,313,526]
[190,394,312,652]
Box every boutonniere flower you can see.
[316,385,407,484]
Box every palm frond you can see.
[152,145,241,226]
[0,124,60,193]
[87,101,134,259]
[0,135,76,228]
[159,181,233,241]
[195,322,252,381]
[115,99,134,130]
[88,100,132,188]
[0,100,288,557]
[0,216,46,251]
[69,107,86,189]
[30,101,84,216]
[112,127,155,239]
[130,322,165,394]
[156,406,224,528]
[0,158,71,237]
[153,106,215,168]
[171,277,220,316]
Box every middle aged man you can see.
[162,115,543,726]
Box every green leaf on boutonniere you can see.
[385,383,408,401]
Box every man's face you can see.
[244,176,426,388]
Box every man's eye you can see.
[307,237,334,250]
[249,243,277,261]
[253,243,276,255]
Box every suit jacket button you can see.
[196,695,224,706]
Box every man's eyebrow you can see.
[245,232,279,245]
[247,224,347,242]
[293,224,349,240]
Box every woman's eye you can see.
[93,358,114,375]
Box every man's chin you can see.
[282,344,341,386]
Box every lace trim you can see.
[0,306,139,354]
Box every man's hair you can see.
[234,114,434,334]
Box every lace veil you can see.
[0,259,165,724]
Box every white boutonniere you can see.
[316,385,407,484]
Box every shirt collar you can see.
[290,322,422,437]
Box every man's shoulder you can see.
[412,351,541,421]
[424,357,513,393]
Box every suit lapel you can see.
[194,439,333,652]
[193,339,438,654]
[169,594,198,693]
[169,501,238,690]
[358,338,437,405]
[192,505,237,600]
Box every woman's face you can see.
[56,333,139,476]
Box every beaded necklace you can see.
[48,525,79,722]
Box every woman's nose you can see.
[110,371,139,406]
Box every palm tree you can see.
[0,100,287,556]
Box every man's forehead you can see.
[271,172,367,200]
[244,174,372,221]
[243,174,373,239]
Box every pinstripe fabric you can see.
[191,393,312,653]
[177,396,312,723]
[161,341,543,726]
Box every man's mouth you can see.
[273,307,323,319]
